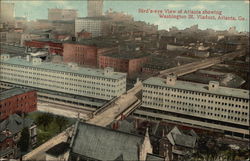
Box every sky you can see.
[3,0,250,32]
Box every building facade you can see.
[134,76,249,139]
[87,0,103,17]
[48,8,78,21]
[75,17,111,38]
[0,54,126,101]
[0,88,37,120]
[63,42,117,67]
[99,52,149,76]
[0,3,15,25]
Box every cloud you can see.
[192,5,206,10]
[167,4,185,8]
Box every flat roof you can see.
[103,52,150,59]
[143,77,249,99]
[1,57,126,80]
[76,16,111,20]
[0,88,34,101]
[64,38,119,48]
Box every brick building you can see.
[63,40,117,67]
[99,52,150,76]
[0,88,37,121]
[24,39,63,55]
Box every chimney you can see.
[208,81,219,91]
[72,36,76,42]
[166,75,177,86]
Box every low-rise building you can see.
[133,75,249,140]
[24,38,63,56]
[0,114,37,159]
[68,121,153,161]
[99,52,150,77]
[0,88,37,121]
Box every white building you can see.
[0,54,126,101]
[75,17,110,38]
[134,75,249,139]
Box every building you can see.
[75,17,111,37]
[105,10,134,22]
[15,17,27,29]
[45,142,69,161]
[68,121,153,161]
[48,8,78,21]
[24,38,63,56]
[99,52,150,76]
[63,39,118,67]
[133,76,249,140]
[0,54,126,102]
[0,3,15,25]
[87,0,103,17]
[0,88,37,121]
[0,114,37,159]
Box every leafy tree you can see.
[55,115,69,132]
[36,113,54,131]
[18,127,30,152]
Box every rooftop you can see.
[76,16,111,21]
[143,77,249,99]
[0,88,34,101]
[64,38,120,48]
[103,52,150,59]
[0,114,34,142]
[1,57,126,80]
[46,142,69,157]
[70,122,144,161]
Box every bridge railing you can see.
[92,96,120,116]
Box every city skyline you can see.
[3,0,250,32]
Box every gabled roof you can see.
[70,122,144,161]
[167,126,197,148]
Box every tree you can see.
[36,113,54,131]
[55,115,69,132]
[18,127,30,152]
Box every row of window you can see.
[143,86,249,103]
[143,104,248,123]
[1,63,123,83]
[143,96,249,109]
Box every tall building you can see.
[133,76,249,140]
[48,8,78,21]
[75,17,111,37]
[0,3,15,24]
[87,0,103,17]
[0,54,127,102]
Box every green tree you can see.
[55,115,69,132]
[36,113,54,131]
[18,127,30,152]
